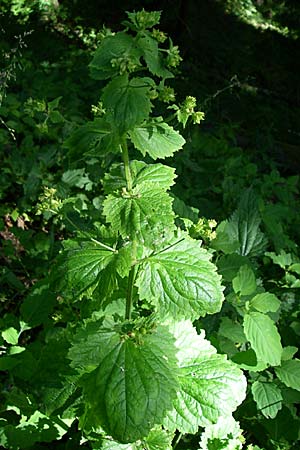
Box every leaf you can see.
[232,265,256,296]
[250,292,281,313]
[138,35,173,78]
[53,240,131,301]
[275,359,300,391]
[70,322,179,443]
[281,346,298,361]
[89,33,142,80]
[97,428,173,450]
[20,281,56,327]
[102,75,153,134]
[163,320,246,433]
[218,317,247,344]
[2,411,72,448]
[1,327,18,345]
[217,254,251,282]
[213,190,267,257]
[231,349,270,372]
[103,160,177,194]
[199,415,244,450]
[64,119,120,159]
[129,118,185,160]
[251,381,282,418]
[243,312,282,366]
[265,250,292,269]
[103,182,175,244]
[136,235,224,320]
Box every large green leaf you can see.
[89,33,142,80]
[103,160,177,194]
[129,118,185,160]
[243,312,282,366]
[136,235,224,319]
[251,381,282,418]
[64,119,120,159]
[69,321,179,443]
[163,321,247,433]
[102,75,153,134]
[103,182,175,244]
[275,359,300,391]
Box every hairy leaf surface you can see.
[163,321,247,433]
[102,75,153,134]
[64,119,120,159]
[103,182,175,243]
[103,160,176,194]
[69,321,179,443]
[136,236,224,319]
[129,119,185,160]
[89,33,142,80]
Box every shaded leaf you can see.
[102,75,153,134]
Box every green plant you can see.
[0,9,247,450]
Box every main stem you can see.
[121,137,133,192]
[121,136,136,320]
[125,265,136,320]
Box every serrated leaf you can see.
[163,321,246,433]
[64,119,120,159]
[89,33,142,80]
[129,119,185,160]
[250,292,281,313]
[20,281,55,327]
[2,411,72,448]
[252,381,282,418]
[275,359,300,391]
[103,160,176,194]
[218,317,247,344]
[217,254,251,282]
[70,322,179,443]
[102,75,152,134]
[232,265,256,296]
[103,182,175,243]
[243,312,282,366]
[231,349,269,372]
[136,236,224,320]
[213,190,267,257]
[138,35,173,78]
[199,415,244,450]
[53,240,131,301]
[98,427,173,450]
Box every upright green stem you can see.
[121,137,133,192]
[125,265,137,320]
